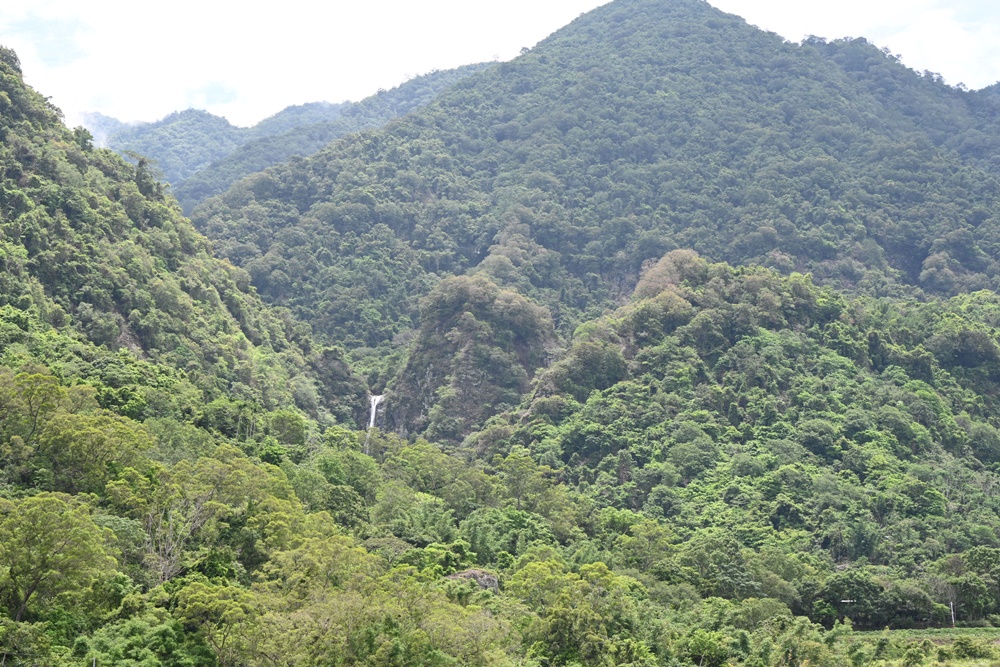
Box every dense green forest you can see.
[83,109,246,185]
[194,0,1000,415]
[85,64,491,213]
[0,46,367,429]
[7,0,1000,664]
[172,64,493,214]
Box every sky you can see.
[0,0,998,128]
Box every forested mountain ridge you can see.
[83,108,245,184]
[194,0,1000,378]
[0,45,365,425]
[172,63,494,213]
[85,64,492,212]
[468,250,1000,626]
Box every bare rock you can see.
[446,568,499,593]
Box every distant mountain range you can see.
[83,63,492,212]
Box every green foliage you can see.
[387,275,555,442]
[86,109,247,184]
[0,494,117,622]
[0,51,367,425]
[194,0,1000,405]
[85,65,489,214]
[74,612,214,666]
[172,63,492,213]
[7,248,1000,663]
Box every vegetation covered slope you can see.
[85,108,246,184]
[8,4,1000,660]
[385,274,557,444]
[471,250,1000,630]
[172,63,493,213]
[11,246,1000,665]
[194,0,1000,381]
[0,46,365,426]
[84,64,491,212]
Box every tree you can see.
[965,546,1000,605]
[2,371,65,446]
[259,533,379,603]
[817,570,884,629]
[681,629,730,667]
[494,446,552,511]
[75,613,213,667]
[107,445,297,582]
[36,411,153,494]
[174,581,258,667]
[460,507,556,564]
[0,494,117,621]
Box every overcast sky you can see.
[1,0,998,128]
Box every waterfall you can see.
[368,394,384,430]
[364,394,384,455]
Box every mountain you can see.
[85,108,246,184]
[78,111,131,145]
[245,101,350,138]
[193,0,1000,441]
[0,46,365,427]
[84,64,492,213]
[172,64,493,213]
[465,249,1000,632]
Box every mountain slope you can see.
[0,46,365,425]
[10,15,1000,663]
[465,249,1000,632]
[0,47,535,666]
[87,108,246,184]
[173,64,494,212]
[84,65,492,213]
[194,0,1000,361]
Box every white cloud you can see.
[707,0,1000,89]
[2,0,999,128]
[0,0,609,126]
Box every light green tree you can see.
[174,581,259,667]
[0,493,117,621]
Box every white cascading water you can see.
[368,395,384,430]
[364,395,384,455]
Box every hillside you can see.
[0,46,365,427]
[173,64,494,213]
[194,0,1000,400]
[85,108,246,184]
[84,64,492,213]
[466,250,1000,633]
[78,111,130,145]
